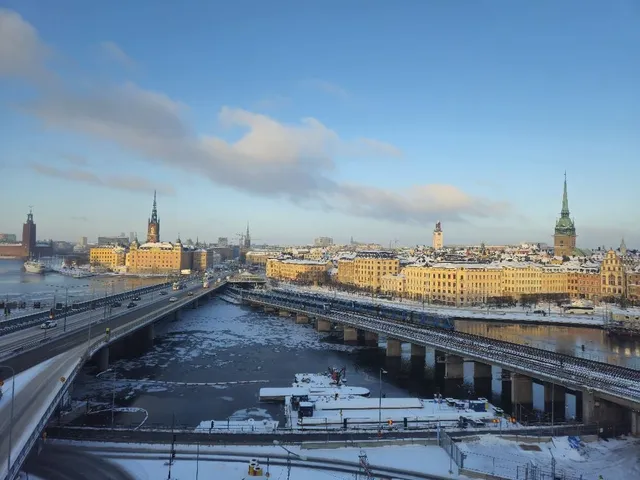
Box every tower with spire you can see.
[432,221,443,250]
[147,190,160,243]
[243,222,251,249]
[553,173,577,258]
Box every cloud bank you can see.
[1,9,510,226]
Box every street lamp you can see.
[378,368,387,433]
[273,440,306,480]
[0,365,16,473]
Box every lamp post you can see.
[273,440,306,480]
[378,368,387,433]
[111,368,117,427]
[0,365,16,473]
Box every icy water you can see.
[69,299,578,429]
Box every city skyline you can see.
[1,2,638,246]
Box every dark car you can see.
[127,302,137,308]
[112,301,122,308]
[132,296,141,301]
[160,291,168,296]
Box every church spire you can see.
[151,190,158,223]
[561,171,570,217]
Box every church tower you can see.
[147,190,160,243]
[243,222,251,249]
[432,221,443,250]
[553,173,577,257]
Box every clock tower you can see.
[147,190,160,243]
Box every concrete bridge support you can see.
[295,314,309,324]
[364,331,378,346]
[511,373,533,415]
[343,327,358,343]
[544,383,566,419]
[279,309,290,317]
[410,344,426,357]
[582,392,629,427]
[96,347,109,372]
[264,306,275,313]
[143,324,155,348]
[174,309,182,321]
[444,355,464,379]
[474,362,492,379]
[316,319,331,332]
[632,411,639,436]
[386,338,402,357]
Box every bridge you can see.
[0,275,256,480]
[234,288,640,436]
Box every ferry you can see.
[24,260,46,274]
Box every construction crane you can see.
[235,233,245,247]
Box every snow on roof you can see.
[139,242,176,249]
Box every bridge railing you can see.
[4,281,226,480]
[0,281,174,335]
[242,293,640,404]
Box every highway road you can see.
[24,444,135,480]
[0,279,208,376]
[0,278,225,480]
[0,346,84,480]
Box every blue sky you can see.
[1,1,638,247]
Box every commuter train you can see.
[249,290,455,331]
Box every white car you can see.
[169,297,178,303]
[40,320,57,329]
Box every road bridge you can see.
[238,289,640,436]
[0,276,264,480]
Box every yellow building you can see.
[246,251,278,266]
[403,264,431,300]
[336,255,356,285]
[502,263,543,297]
[352,251,399,292]
[125,239,192,274]
[380,273,405,296]
[600,249,627,298]
[89,246,126,271]
[192,249,213,271]
[266,258,332,283]
[541,266,569,295]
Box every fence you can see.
[516,463,585,480]
[437,428,466,469]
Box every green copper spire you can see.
[561,171,570,216]
[555,172,576,236]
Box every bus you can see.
[563,304,595,315]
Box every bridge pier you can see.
[582,392,629,428]
[316,319,331,332]
[143,324,155,348]
[343,327,358,343]
[410,344,426,358]
[444,355,464,379]
[364,331,378,346]
[295,314,309,324]
[264,306,275,313]
[474,362,492,379]
[544,383,566,419]
[632,411,639,436]
[174,309,182,321]
[279,309,290,317]
[96,347,109,372]
[386,338,401,357]
[511,373,533,417]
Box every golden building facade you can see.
[600,250,626,298]
[192,249,213,271]
[89,246,126,271]
[246,251,278,266]
[352,251,400,291]
[266,258,331,283]
[380,273,405,295]
[541,267,569,295]
[502,264,543,296]
[125,240,191,274]
[337,257,356,285]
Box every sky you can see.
[0,1,638,248]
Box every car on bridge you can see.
[40,320,57,329]
[127,302,137,309]
[112,301,122,308]
[169,297,178,302]
[187,291,194,296]
[160,291,168,296]
[132,296,141,301]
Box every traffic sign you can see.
[60,376,66,383]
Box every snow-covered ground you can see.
[277,284,608,326]
[49,435,640,480]
[51,440,459,479]
[459,434,640,480]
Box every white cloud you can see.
[100,41,136,68]
[0,8,50,80]
[30,163,175,196]
[8,8,510,226]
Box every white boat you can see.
[24,260,46,274]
